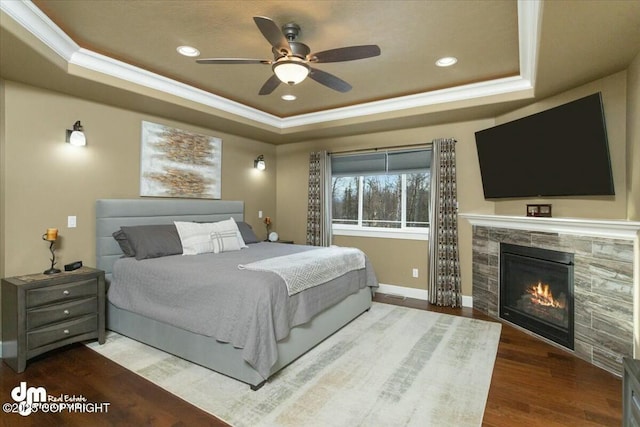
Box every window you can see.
[331,149,431,239]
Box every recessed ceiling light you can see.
[281,94,297,101]
[177,46,200,57]
[435,56,457,67]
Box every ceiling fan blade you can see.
[259,74,282,95]
[253,16,290,55]
[310,45,381,63]
[196,58,271,65]
[308,68,352,93]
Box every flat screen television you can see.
[474,92,614,199]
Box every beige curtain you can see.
[306,151,332,246]
[428,138,461,307]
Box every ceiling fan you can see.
[196,16,381,95]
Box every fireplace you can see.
[467,213,638,375]
[500,243,574,350]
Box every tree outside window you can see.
[332,177,359,225]
[405,173,430,228]
[332,172,429,229]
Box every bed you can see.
[95,198,377,389]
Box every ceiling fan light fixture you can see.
[273,60,310,85]
[197,17,381,95]
[281,94,297,101]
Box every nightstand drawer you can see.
[26,279,97,307]
[27,315,97,351]
[27,297,97,330]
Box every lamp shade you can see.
[69,130,86,146]
[273,60,310,85]
[66,120,86,146]
[254,154,266,171]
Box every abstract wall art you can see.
[140,121,222,199]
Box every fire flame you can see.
[526,281,565,308]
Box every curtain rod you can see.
[329,142,432,156]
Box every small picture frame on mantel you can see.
[526,204,552,217]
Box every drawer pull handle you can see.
[63,290,70,296]
[63,309,70,315]
[63,329,70,335]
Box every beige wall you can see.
[1,65,637,334]
[333,236,429,289]
[0,79,6,279]
[275,71,636,298]
[0,80,277,279]
[275,121,494,295]
[628,52,640,221]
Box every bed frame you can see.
[95,198,372,389]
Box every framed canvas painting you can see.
[140,121,222,199]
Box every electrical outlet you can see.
[412,268,419,278]
[68,215,77,228]
[258,210,263,218]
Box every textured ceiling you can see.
[30,0,520,117]
[1,1,640,143]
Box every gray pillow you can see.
[120,224,183,260]
[237,221,260,244]
[112,229,136,257]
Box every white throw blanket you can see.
[238,246,366,296]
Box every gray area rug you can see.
[87,302,501,426]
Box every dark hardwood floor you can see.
[1,295,621,426]
[375,294,622,427]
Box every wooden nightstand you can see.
[1,266,105,373]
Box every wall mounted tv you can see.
[474,92,614,199]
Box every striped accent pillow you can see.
[210,229,242,254]
[174,218,246,255]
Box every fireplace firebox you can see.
[500,243,574,349]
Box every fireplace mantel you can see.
[459,213,640,240]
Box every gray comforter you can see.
[108,242,378,379]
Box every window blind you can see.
[331,149,431,177]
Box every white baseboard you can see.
[461,295,473,308]
[377,283,429,300]
[376,283,473,308]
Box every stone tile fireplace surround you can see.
[461,214,640,375]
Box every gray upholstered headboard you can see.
[96,199,244,283]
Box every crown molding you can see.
[1,0,541,131]
[69,48,284,128]
[1,0,78,59]
[518,0,543,86]
[281,75,533,128]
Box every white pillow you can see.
[227,217,248,249]
[174,221,216,255]
[174,218,247,255]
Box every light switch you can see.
[258,211,263,218]
[68,216,77,228]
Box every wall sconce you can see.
[254,154,266,171]
[66,121,86,146]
